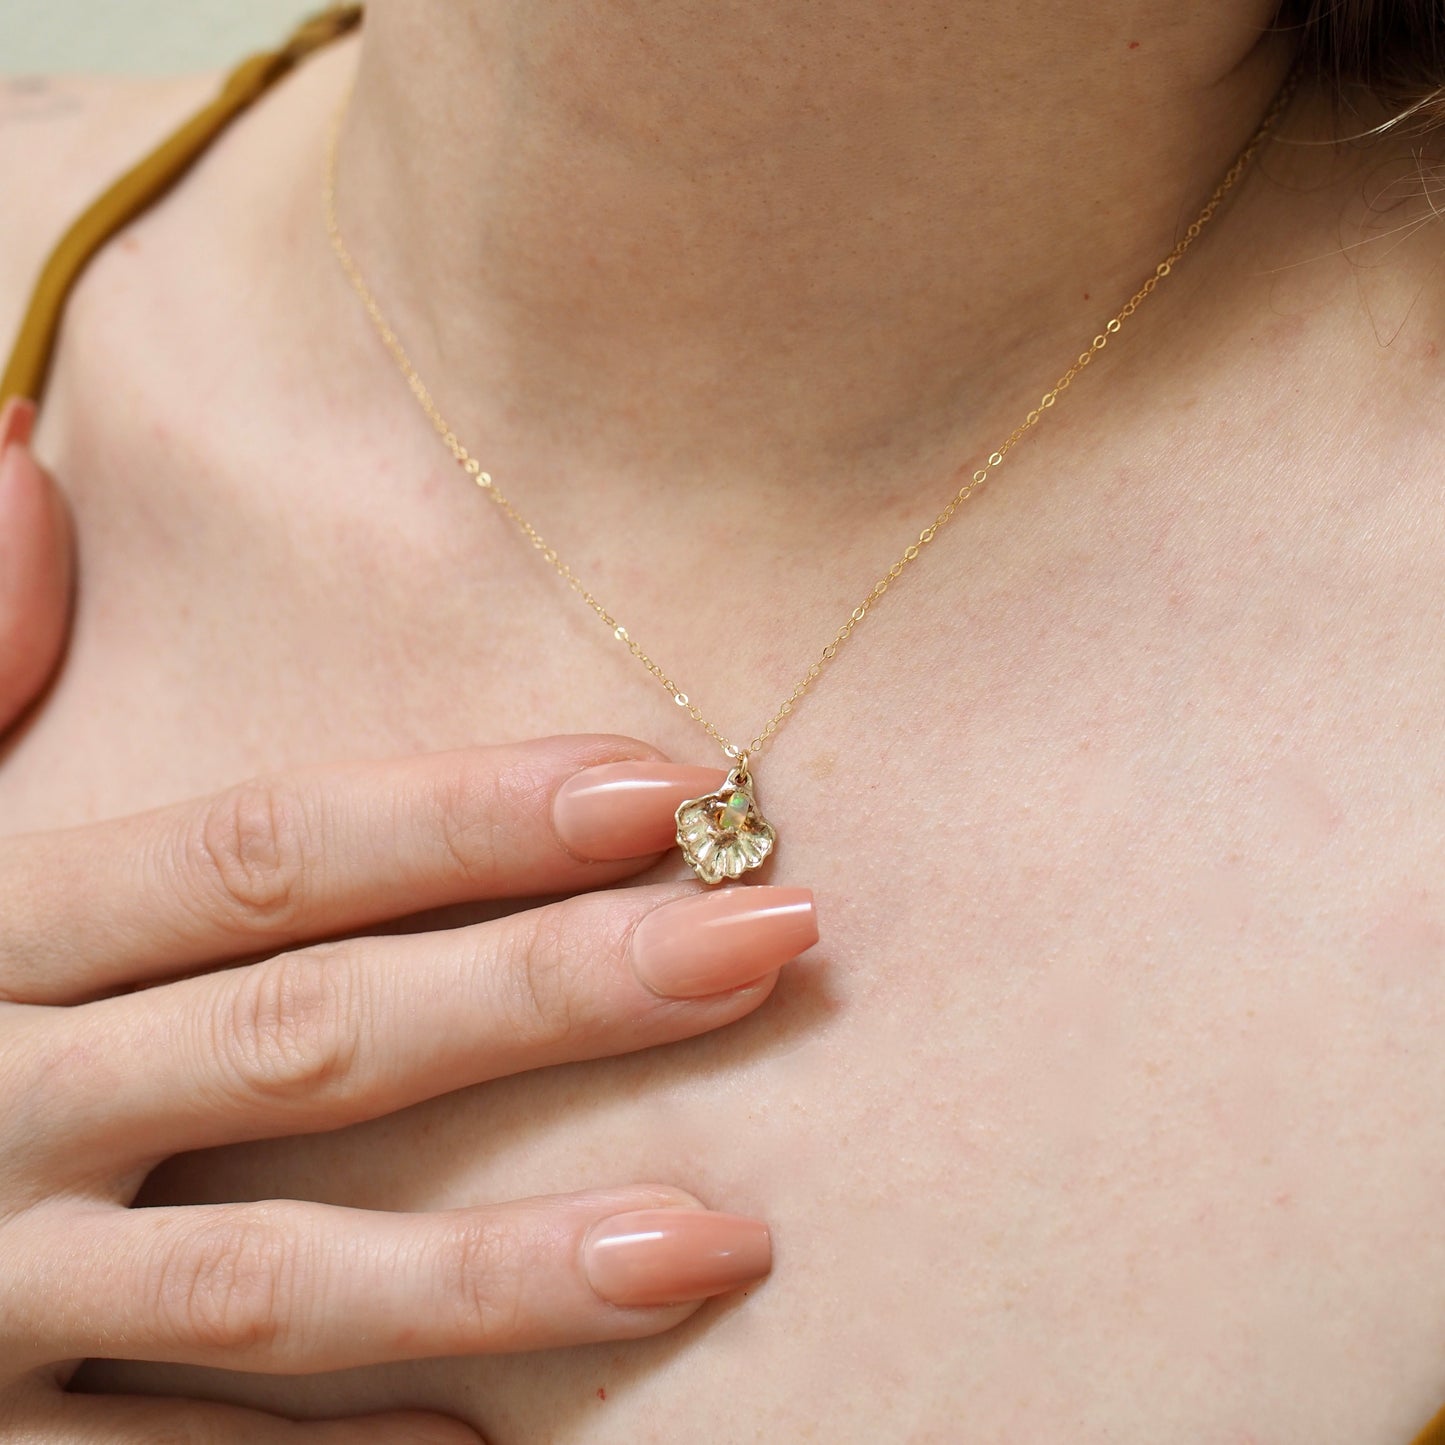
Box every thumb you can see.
[0,397,74,734]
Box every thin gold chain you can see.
[323,73,1296,764]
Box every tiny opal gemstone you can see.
[717,790,751,832]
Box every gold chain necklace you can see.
[324,74,1295,885]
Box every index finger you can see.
[0,736,725,1004]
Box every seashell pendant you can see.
[674,759,776,885]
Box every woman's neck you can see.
[334,1,1292,500]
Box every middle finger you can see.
[31,882,819,1174]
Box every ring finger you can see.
[9,1186,771,1375]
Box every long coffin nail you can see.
[630,886,817,998]
[553,762,727,860]
[584,1209,772,1308]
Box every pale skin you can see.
[3,0,1445,1440]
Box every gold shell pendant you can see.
[675,763,776,885]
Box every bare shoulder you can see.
[0,71,219,366]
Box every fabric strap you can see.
[1417,1403,1445,1445]
[0,4,362,407]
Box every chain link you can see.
[324,71,1297,763]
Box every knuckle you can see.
[0,845,34,1002]
[492,905,585,1052]
[186,779,312,931]
[218,948,359,1104]
[429,750,549,881]
[150,1210,296,1359]
[0,1011,91,1167]
[444,1215,530,1343]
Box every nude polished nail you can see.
[630,886,817,998]
[552,762,727,860]
[0,397,36,471]
[584,1209,772,1308]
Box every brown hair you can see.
[1284,0,1445,111]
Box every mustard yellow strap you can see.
[0,4,362,409]
[1413,1403,1445,1445]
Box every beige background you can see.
[0,1,313,74]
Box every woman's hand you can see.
[0,734,815,1442]
[0,396,72,732]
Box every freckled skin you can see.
[6,26,1445,1445]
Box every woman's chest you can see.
[10,387,1445,1442]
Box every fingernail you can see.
[0,398,36,457]
[553,761,727,861]
[0,398,36,485]
[0,433,28,504]
[630,886,817,998]
[583,1209,772,1308]
[0,400,36,512]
